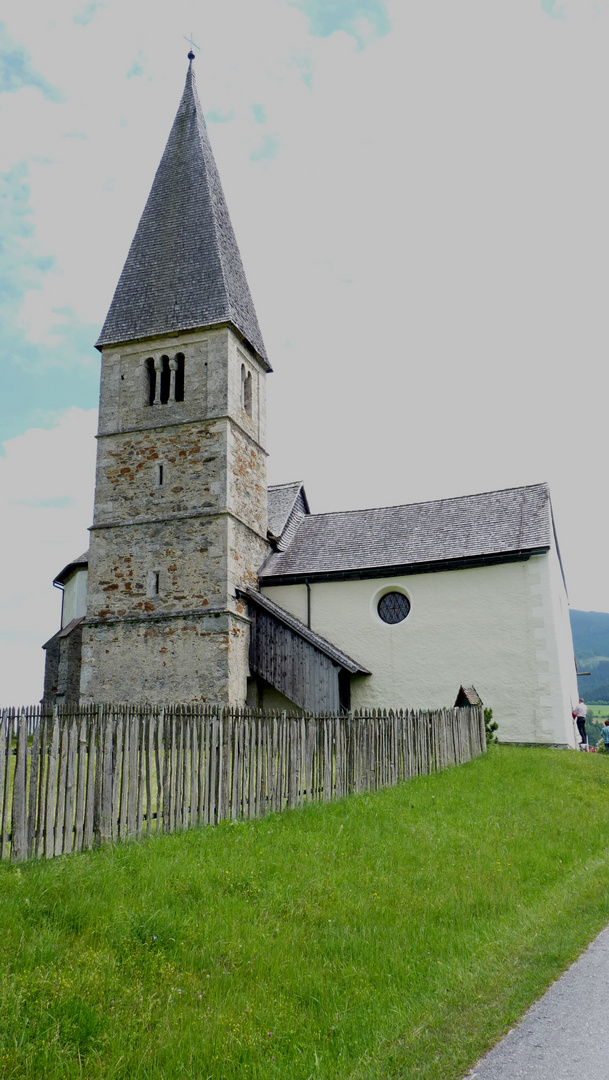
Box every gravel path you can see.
[465,923,609,1079]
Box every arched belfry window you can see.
[146,358,156,406]
[159,355,170,404]
[173,353,185,402]
[144,353,186,407]
[241,364,252,417]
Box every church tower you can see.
[80,56,271,704]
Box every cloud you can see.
[0,22,63,100]
[0,408,97,704]
[540,0,609,16]
[541,0,566,17]
[289,0,391,47]
[251,103,267,123]
[0,162,99,441]
[127,58,144,79]
[13,496,76,509]
[250,134,280,161]
[0,162,54,299]
[73,2,103,27]
[289,53,314,88]
[206,107,236,124]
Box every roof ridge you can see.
[292,481,550,522]
[188,66,231,329]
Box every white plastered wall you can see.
[544,543,580,746]
[61,568,88,628]
[262,551,578,747]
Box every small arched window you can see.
[241,364,252,417]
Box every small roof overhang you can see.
[42,616,85,650]
[53,552,89,587]
[455,685,483,707]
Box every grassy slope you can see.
[1,746,609,1079]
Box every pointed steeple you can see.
[96,58,269,368]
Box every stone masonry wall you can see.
[80,612,248,705]
[92,420,227,526]
[86,515,229,620]
[43,622,83,705]
[83,325,269,705]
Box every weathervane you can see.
[184,32,200,61]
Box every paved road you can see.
[465,923,609,1079]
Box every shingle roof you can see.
[240,587,370,674]
[96,60,269,367]
[42,617,85,650]
[455,685,483,707]
[259,483,552,583]
[267,482,310,549]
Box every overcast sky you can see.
[2,0,609,704]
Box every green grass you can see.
[2,745,609,1079]
[589,703,609,718]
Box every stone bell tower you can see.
[80,54,271,704]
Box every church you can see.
[42,56,579,749]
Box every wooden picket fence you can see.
[0,703,485,863]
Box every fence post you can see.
[0,711,11,860]
[10,713,28,862]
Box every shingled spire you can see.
[96,57,269,368]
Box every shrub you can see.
[484,707,498,746]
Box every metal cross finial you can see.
[184,32,200,60]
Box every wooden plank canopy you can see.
[243,588,369,713]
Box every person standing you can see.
[573,698,588,747]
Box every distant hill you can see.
[570,610,609,701]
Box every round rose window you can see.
[377,592,410,624]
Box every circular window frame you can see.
[373,587,411,626]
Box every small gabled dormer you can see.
[267,482,310,551]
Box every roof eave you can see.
[53,558,89,587]
[259,546,551,587]
[95,319,272,372]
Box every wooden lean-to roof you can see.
[96,58,269,368]
[241,586,370,675]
